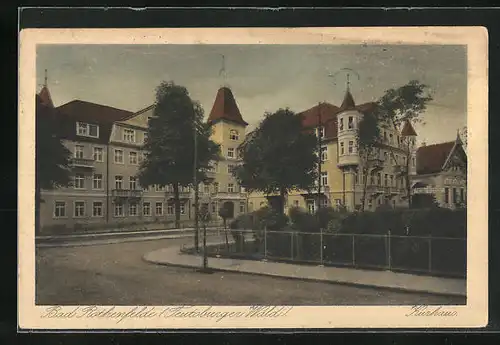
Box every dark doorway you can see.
[222,201,235,219]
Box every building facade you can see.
[246,88,417,213]
[411,134,467,209]
[38,83,250,231]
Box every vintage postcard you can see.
[18,27,488,330]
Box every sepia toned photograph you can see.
[19,27,488,329]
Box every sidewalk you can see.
[143,242,466,297]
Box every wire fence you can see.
[207,229,466,278]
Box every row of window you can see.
[54,200,247,218]
[444,187,466,204]
[54,200,187,218]
[71,173,242,193]
[356,172,406,188]
[73,145,146,165]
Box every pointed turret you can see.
[339,89,356,111]
[401,119,417,137]
[38,69,54,108]
[207,87,248,127]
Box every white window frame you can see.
[167,204,174,215]
[74,201,86,218]
[93,146,104,162]
[74,173,85,189]
[321,171,328,186]
[114,149,124,164]
[320,146,328,161]
[340,142,345,155]
[92,173,103,190]
[227,183,234,193]
[227,147,235,159]
[339,118,344,131]
[348,141,354,154]
[114,202,124,217]
[123,128,136,143]
[348,116,354,129]
[239,202,245,213]
[155,202,164,216]
[129,176,137,190]
[229,129,239,141]
[129,151,138,165]
[143,202,151,216]
[179,203,185,215]
[54,201,67,218]
[92,201,104,218]
[115,175,123,190]
[76,122,99,138]
[129,202,138,216]
[227,164,235,174]
[74,145,84,159]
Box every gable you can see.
[118,105,154,129]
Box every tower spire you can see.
[44,69,48,87]
[346,72,351,91]
[219,54,227,87]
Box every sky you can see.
[36,44,467,145]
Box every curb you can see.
[142,252,466,299]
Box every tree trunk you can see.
[361,166,369,212]
[279,187,286,215]
[173,183,181,229]
[223,218,229,249]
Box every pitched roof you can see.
[416,141,456,175]
[54,100,134,144]
[339,89,356,111]
[298,101,379,140]
[298,102,340,140]
[38,86,54,108]
[207,87,248,126]
[401,120,417,136]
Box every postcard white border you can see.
[18,27,488,329]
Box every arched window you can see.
[229,130,239,141]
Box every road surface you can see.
[36,236,465,305]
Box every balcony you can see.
[212,192,247,200]
[70,157,95,169]
[367,185,385,195]
[302,185,330,196]
[112,189,143,199]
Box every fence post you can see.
[291,231,294,260]
[351,234,355,266]
[264,226,267,259]
[387,230,392,270]
[320,227,323,265]
[428,237,432,273]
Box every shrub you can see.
[288,206,318,232]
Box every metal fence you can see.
[209,229,466,278]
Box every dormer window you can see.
[229,130,239,141]
[316,127,325,139]
[348,117,354,129]
[76,122,99,138]
[123,129,136,143]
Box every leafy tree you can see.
[234,108,318,215]
[138,81,220,229]
[35,95,71,234]
[356,110,382,211]
[411,193,440,209]
[374,80,433,208]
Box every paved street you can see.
[36,237,465,306]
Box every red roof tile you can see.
[416,141,455,175]
[38,86,54,108]
[55,100,133,144]
[401,120,417,136]
[207,87,248,126]
[298,101,379,140]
